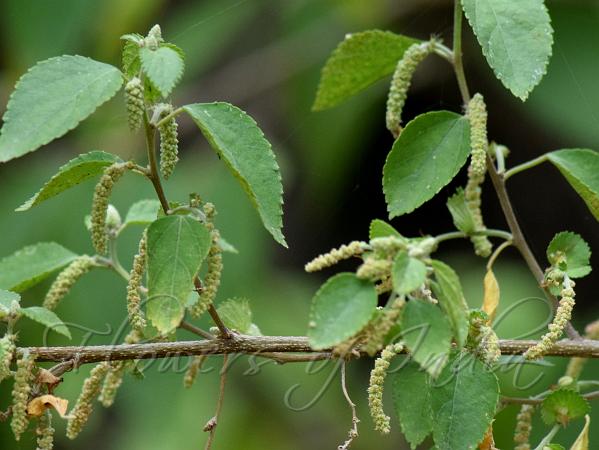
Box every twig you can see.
[203,354,228,450]
[179,320,215,340]
[502,390,599,406]
[338,361,359,450]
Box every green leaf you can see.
[544,445,565,450]
[146,216,212,334]
[217,298,252,333]
[383,111,471,218]
[400,300,452,378]
[430,260,469,348]
[218,237,238,254]
[392,361,433,449]
[541,389,590,426]
[307,273,377,350]
[21,306,71,339]
[0,290,20,312]
[546,231,591,278]
[430,353,499,450]
[140,46,184,98]
[183,103,286,246]
[391,251,427,295]
[461,0,553,100]
[123,199,161,229]
[16,151,122,211]
[122,39,142,78]
[547,149,599,221]
[446,188,476,234]
[0,56,123,162]
[0,243,78,292]
[369,219,402,240]
[313,30,419,110]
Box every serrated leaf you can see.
[461,0,553,100]
[392,361,433,449]
[217,298,252,333]
[482,269,500,324]
[570,415,590,450]
[140,46,184,97]
[183,103,286,246]
[446,188,476,234]
[123,199,161,228]
[146,216,212,334]
[547,149,599,221]
[400,300,452,378]
[0,56,123,162]
[307,273,377,350]
[430,353,499,450]
[120,33,144,45]
[122,40,142,78]
[430,260,469,348]
[0,243,78,292]
[16,151,122,211]
[541,389,589,426]
[369,219,402,240]
[392,251,427,295]
[313,30,419,110]
[546,231,591,278]
[383,111,471,218]
[21,306,71,339]
[0,289,20,311]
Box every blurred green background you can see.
[0,0,597,449]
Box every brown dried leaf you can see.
[27,395,68,418]
[482,269,500,324]
[478,425,497,450]
[37,368,61,385]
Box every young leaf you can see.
[571,415,590,450]
[16,151,123,211]
[0,289,20,311]
[183,102,286,246]
[482,269,500,324]
[547,149,599,221]
[313,30,419,110]
[391,251,427,295]
[307,273,377,350]
[369,219,402,240]
[541,389,589,426]
[21,306,71,339]
[546,231,591,278]
[122,39,142,77]
[217,298,252,333]
[461,0,553,100]
[123,199,161,229]
[140,46,184,97]
[0,243,78,292]
[383,111,471,218]
[430,353,499,450]
[146,216,212,334]
[430,260,469,348]
[0,56,123,162]
[446,188,476,234]
[400,299,452,378]
[392,361,433,449]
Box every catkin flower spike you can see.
[43,256,96,310]
[126,231,147,332]
[66,362,110,439]
[305,241,368,272]
[0,333,16,383]
[99,361,128,408]
[157,104,179,179]
[368,342,403,434]
[191,230,223,318]
[36,410,55,450]
[385,40,435,138]
[11,351,36,440]
[125,77,144,131]
[362,297,405,356]
[513,404,534,450]
[90,162,132,254]
[524,278,576,360]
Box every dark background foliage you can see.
[0,1,597,448]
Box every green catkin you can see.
[356,257,392,282]
[362,297,405,356]
[66,362,110,439]
[190,230,223,319]
[91,163,131,254]
[368,342,403,434]
[158,105,179,179]
[36,410,54,450]
[99,361,128,408]
[513,404,534,450]
[385,41,435,138]
[183,355,207,388]
[126,231,147,332]
[524,280,576,360]
[305,241,368,272]
[468,313,501,366]
[0,333,16,383]
[43,256,95,310]
[11,352,36,440]
[125,77,144,131]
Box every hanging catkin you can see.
[126,231,147,332]
[125,77,144,131]
[43,256,95,310]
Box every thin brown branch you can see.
[179,320,215,340]
[338,361,359,450]
[203,354,228,450]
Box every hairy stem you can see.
[452,0,471,104]
[503,154,549,181]
[434,229,513,245]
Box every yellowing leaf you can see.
[27,394,68,417]
[36,368,61,385]
[478,425,496,450]
[570,415,590,450]
[482,269,500,324]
